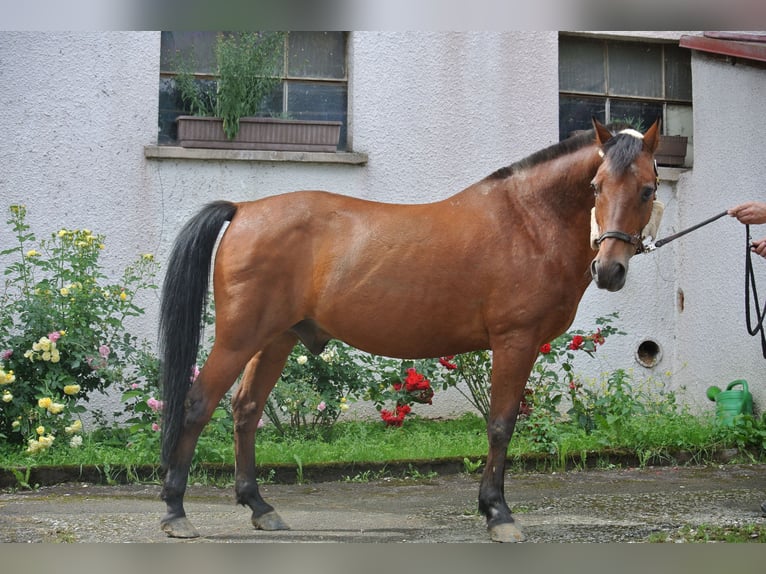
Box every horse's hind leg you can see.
[160,345,253,538]
[231,332,296,531]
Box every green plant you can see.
[174,31,286,139]
[264,341,377,437]
[0,205,158,450]
[439,314,624,424]
[363,358,438,427]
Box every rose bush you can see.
[0,205,158,450]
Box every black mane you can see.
[486,124,642,180]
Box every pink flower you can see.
[48,331,61,343]
[98,344,110,359]
[190,365,200,382]
[257,418,264,429]
[151,423,160,432]
[131,383,140,389]
[1,349,12,361]
[317,401,327,412]
[147,397,164,412]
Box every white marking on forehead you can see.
[619,128,644,140]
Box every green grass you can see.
[1,410,763,478]
[649,523,766,543]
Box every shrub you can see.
[0,205,158,450]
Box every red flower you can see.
[569,335,584,350]
[439,356,458,370]
[539,343,552,354]
[403,368,430,392]
[380,403,412,427]
[591,328,605,346]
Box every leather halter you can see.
[595,229,642,250]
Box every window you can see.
[558,34,692,142]
[158,31,349,150]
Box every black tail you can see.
[159,200,238,466]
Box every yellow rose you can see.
[65,419,82,434]
[38,397,52,410]
[2,391,12,403]
[63,384,80,395]
[50,349,60,363]
[119,291,127,301]
[48,402,65,414]
[58,229,67,238]
[42,351,51,362]
[36,425,45,435]
[60,287,70,296]
[11,420,20,429]
[38,434,54,448]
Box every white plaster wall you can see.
[672,53,766,414]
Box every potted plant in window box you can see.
[174,32,341,152]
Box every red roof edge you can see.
[680,33,766,64]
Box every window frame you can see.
[558,33,693,143]
[158,31,350,150]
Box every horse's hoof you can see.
[161,516,201,538]
[252,510,290,531]
[489,522,526,543]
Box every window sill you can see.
[144,145,368,165]
[658,166,690,182]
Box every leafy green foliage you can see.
[174,31,286,139]
[0,205,157,450]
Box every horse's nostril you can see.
[591,259,627,291]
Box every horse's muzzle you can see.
[590,258,627,292]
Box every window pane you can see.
[559,94,606,140]
[609,99,663,131]
[288,32,346,79]
[286,81,348,149]
[559,36,605,94]
[160,31,217,74]
[608,42,662,98]
[664,45,692,101]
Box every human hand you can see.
[752,237,766,259]
[728,201,766,225]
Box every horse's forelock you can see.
[602,132,644,174]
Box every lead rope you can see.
[744,224,766,358]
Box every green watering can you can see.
[706,379,753,425]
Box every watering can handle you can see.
[726,379,749,392]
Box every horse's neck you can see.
[520,144,600,220]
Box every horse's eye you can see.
[641,186,655,202]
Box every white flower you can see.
[296,355,308,365]
[69,435,83,448]
[320,348,338,363]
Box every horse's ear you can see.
[592,117,613,145]
[642,118,661,154]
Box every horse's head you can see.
[589,118,662,292]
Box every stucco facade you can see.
[1,31,764,420]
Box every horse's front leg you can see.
[232,334,295,531]
[160,346,250,538]
[479,342,538,543]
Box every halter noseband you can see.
[595,230,642,250]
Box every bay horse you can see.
[158,118,661,542]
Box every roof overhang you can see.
[679,32,766,64]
